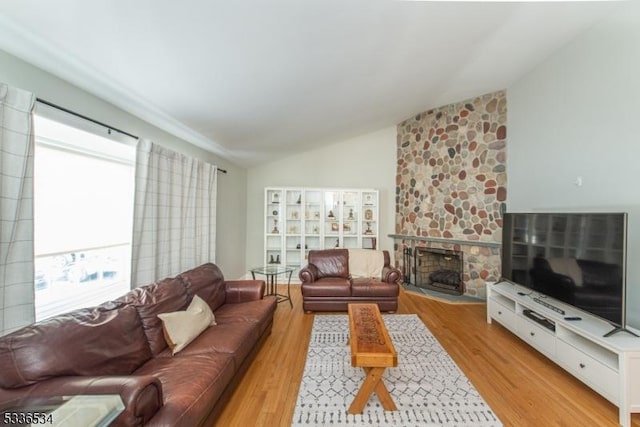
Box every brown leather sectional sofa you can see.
[300,249,401,312]
[0,263,277,426]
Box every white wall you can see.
[245,127,397,271]
[0,49,249,279]
[507,2,640,328]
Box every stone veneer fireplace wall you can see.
[393,90,507,298]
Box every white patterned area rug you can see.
[292,314,502,427]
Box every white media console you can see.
[487,281,640,426]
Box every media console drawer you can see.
[556,339,619,404]
[517,316,556,358]
[489,299,517,331]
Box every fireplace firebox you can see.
[414,247,464,295]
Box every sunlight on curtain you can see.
[131,140,217,287]
[0,83,35,336]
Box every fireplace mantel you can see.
[388,234,501,249]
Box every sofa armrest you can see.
[0,375,162,427]
[382,266,401,284]
[225,280,265,303]
[299,264,319,283]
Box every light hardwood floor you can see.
[215,285,640,427]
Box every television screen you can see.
[501,212,627,326]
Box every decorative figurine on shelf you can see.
[347,208,355,220]
[275,255,281,264]
[291,211,298,220]
[314,211,320,219]
[365,222,373,235]
[365,209,373,220]
[272,192,279,204]
[272,219,279,234]
[296,243,301,249]
[328,210,335,218]
[269,255,275,264]
[335,239,340,248]
[296,195,301,204]
[289,225,298,234]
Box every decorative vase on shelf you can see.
[272,192,279,204]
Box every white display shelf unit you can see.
[487,281,640,427]
[264,187,379,277]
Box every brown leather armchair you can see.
[299,248,400,312]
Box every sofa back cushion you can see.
[120,277,190,355]
[309,249,349,279]
[0,302,151,389]
[178,263,227,311]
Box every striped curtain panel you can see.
[131,139,217,288]
[0,83,36,336]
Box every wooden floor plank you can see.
[214,285,640,427]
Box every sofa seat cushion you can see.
[0,302,151,389]
[136,354,234,427]
[213,298,277,336]
[302,278,351,297]
[158,321,259,370]
[351,279,399,297]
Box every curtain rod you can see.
[35,98,228,174]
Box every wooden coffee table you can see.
[347,303,398,414]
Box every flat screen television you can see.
[501,212,628,335]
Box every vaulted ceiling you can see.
[0,1,622,167]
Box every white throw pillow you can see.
[158,295,216,355]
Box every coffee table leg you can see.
[348,367,396,414]
[373,371,397,411]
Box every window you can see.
[33,109,136,320]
